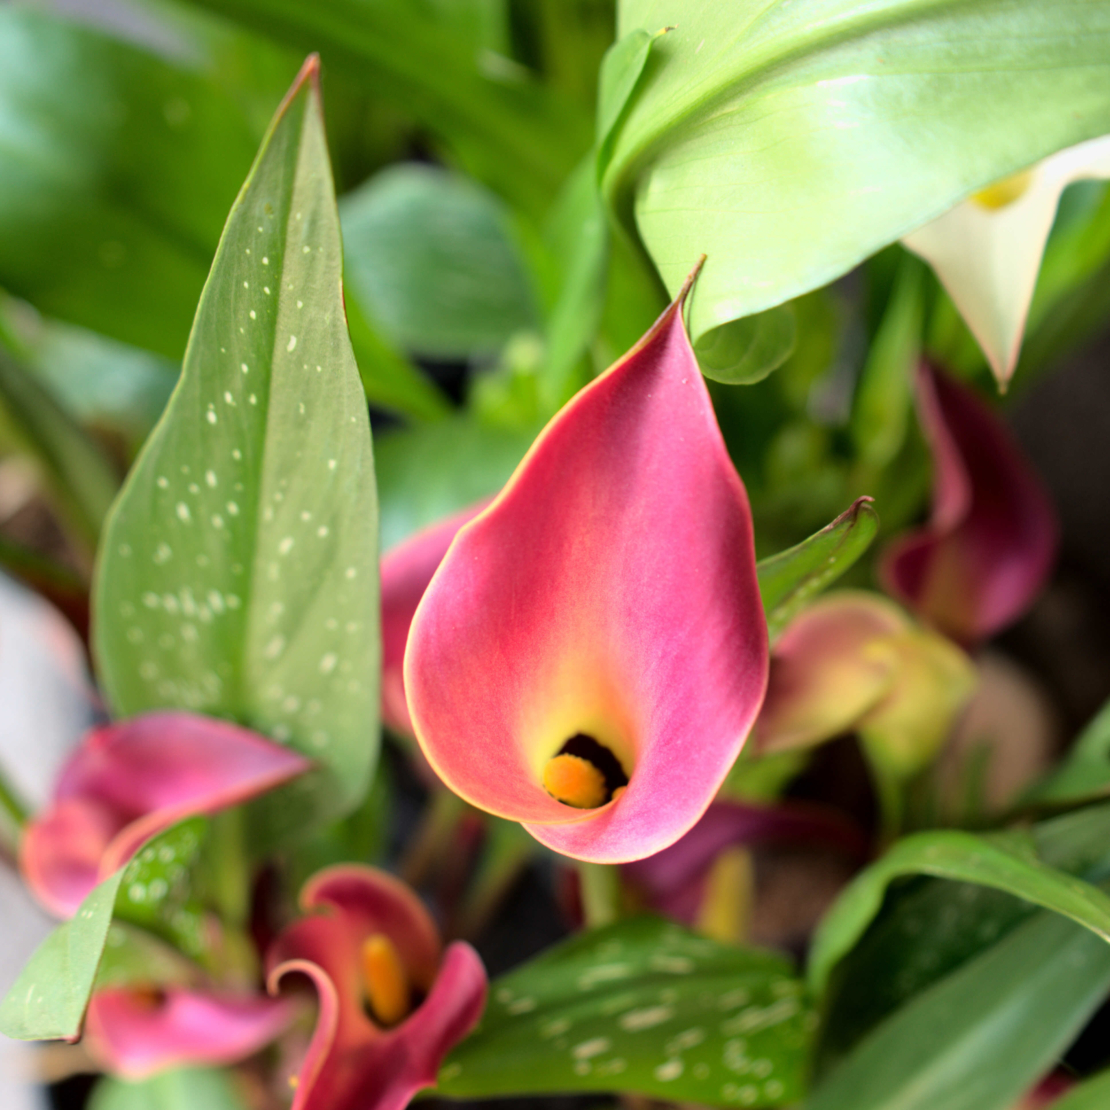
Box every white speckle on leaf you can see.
[278,537,294,556]
[655,1059,684,1083]
[572,1038,610,1061]
[176,502,191,523]
[205,470,217,488]
[287,335,297,352]
[227,502,240,516]
[263,635,286,660]
[207,410,218,424]
[319,653,338,675]
[620,1005,674,1031]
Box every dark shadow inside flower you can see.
[543,733,629,809]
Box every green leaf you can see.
[851,255,925,470]
[0,345,121,554]
[806,910,1110,1110]
[0,870,125,1040]
[94,60,379,826]
[596,27,669,176]
[340,165,538,360]
[89,1066,249,1110]
[808,828,1110,996]
[0,7,259,359]
[377,416,534,551]
[1025,696,1110,807]
[438,917,812,1107]
[756,497,879,641]
[694,305,796,386]
[606,0,1110,344]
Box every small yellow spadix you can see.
[543,754,607,809]
[360,933,410,1026]
[971,169,1033,211]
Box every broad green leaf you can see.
[806,910,1110,1110]
[90,1066,249,1110]
[756,497,879,641]
[0,7,259,359]
[0,870,125,1040]
[1025,696,1110,807]
[694,305,796,386]
[1051,1070,1110,1110]
[377,416,534,551]
[818,802,1110,1069]
[94,61,379,825]
[596,27,667,176]
[94,922,198,992]
[340,165,538,360]
[851,255,925,470]
[179,0,590,218]
[0,346,121,554]
[438,917,812,1107]
[606,0,1110,344]
[808,828,1110,995]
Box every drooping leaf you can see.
[606,0,1110,344]
[808,828,1110,995]
[94,60,379,827]
[89,1065,249,1110]
[438,917,812,1107]
[0,870,126,1040]
[756,497,879,641]
[0,347,121,555]
[0,6,259,359]
[340,164,538,360]
[806,910,1110,1110]
[1025,696,1110,807]
[694,305,796,386]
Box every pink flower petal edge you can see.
[380,504,488,736]
[84,987,296,1080]
[266,865,487,1110]
[20,712,311,917]
[404,267,768,863]
[882,363,1058,645]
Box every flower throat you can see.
[543,733,629,809]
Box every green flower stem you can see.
[208,808,249,930]
[401,788,466,889]
[578,861,621,928]
[0,765,28,829]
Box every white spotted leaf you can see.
[93,59,379,829]
[438,916,812,1107]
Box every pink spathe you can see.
[404,269,768,863]
[882,364,1058,645]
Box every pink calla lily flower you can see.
[881,364,1058,646]
[84,986,296,1080]
[404,268,768,863]
[266,864,486,1110]
[380,504,487,737]
[20,712,311,917]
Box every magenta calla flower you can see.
[881,363,1058,645]
[623,800,868,925]
[84,986,295,1080]
[380,505,486,736]
[403,271,768,863]
[20,712,311,917]
[266,864,487,1110]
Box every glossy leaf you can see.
[756,498,879,641]
[89,1066,249,1110]
[806,910,1110,1110]
[94,61,379,826]
[0,347,120,554]
[341,165,539,360]
[438,917,812,1106]
[808,828,1110,995]
[1025,696,1110,807]
[0,6,258,359]
[694,305,796,386]
[606,0,1110,344]
[0,869,125,1040]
